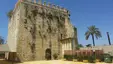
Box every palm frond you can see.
[85,25,102,40]
[85,31,90,40]
[95,30,102,39]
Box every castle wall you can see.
[7,5,20,52]
[80,45,113,54]
[16,2,68,61]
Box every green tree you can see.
[85,25,102,46]
[86,44,92,47]
[76,44,83,50]
[0,36,4,44]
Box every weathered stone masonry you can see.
[7,0,78,62]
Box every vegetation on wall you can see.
[23,5,38,60]
[32,5,67,47]
[7,10,13,19]
[22,3,68,60]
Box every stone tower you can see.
[7,0,78,62]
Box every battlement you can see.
[15,0,70,15]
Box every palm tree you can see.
[85,25,102,46]
[106,32,111,45]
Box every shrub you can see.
[77,56,83,61]
[83,56,88,60]
[97,54,104,62]
[104,57,112,63]
[0,53,5,58]
[88,55,95,63]
[64,55,73,61]
[53,53,58,60]
[64,50,104,62]
[73,55,77,59]
[103,54,112,63]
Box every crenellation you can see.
[43,0,46,5]
[51,4,55,9]
[47,2,51,7]
[19,0,70,14]
[22,2,69,17]
[34,0,36,3]
[55,5,60,10]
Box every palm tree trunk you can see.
[107,32,111,45]
[92,34,95,46]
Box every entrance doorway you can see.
[45,48,51,60]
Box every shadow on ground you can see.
[0,59,13,64]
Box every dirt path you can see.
[0,59,112,64]
[18,60,112,64]
[18,60,83,64]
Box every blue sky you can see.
[0,0,113,46]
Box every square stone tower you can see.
[7,0,78,62]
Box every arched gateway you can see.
[45,48,51,60]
